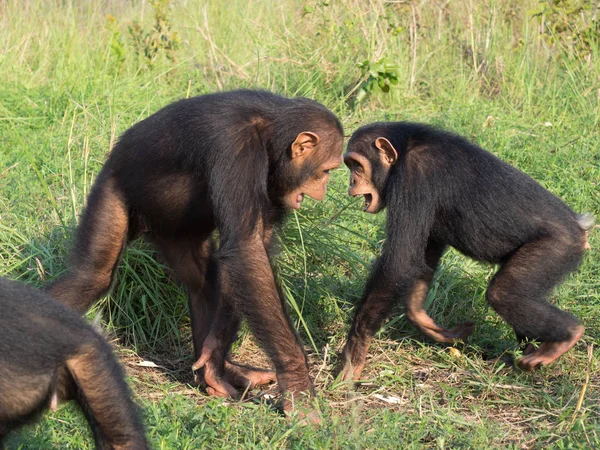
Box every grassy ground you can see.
[0,0,598,448]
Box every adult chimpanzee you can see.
[0,277,148,449]
[47,90,344,406]
[339,122,593,381]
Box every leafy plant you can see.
[128,0,181,67]
[355,57,400,103]
[105,14,126,68]
[383,9,405,36]
[303,0,330,16]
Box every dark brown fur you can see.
[340,122,591,380]
[46,90,344,404]
[0,278,148,450]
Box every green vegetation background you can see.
[0,0,598,448]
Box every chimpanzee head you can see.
[271,99,344,210]
[344,125,398,213]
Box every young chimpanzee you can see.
[47,90,344,406]
[0,277,148,449]
[339,122,593,381]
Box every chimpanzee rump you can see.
[46,90,344,405]
[340,122,593,380]
[0,277,148,449]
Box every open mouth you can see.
[352,193,372,211]
[362,193,372,211]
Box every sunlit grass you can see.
[0,0,598,448]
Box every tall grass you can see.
[1,0,598,349]
[0,2,599,446]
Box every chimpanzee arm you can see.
[340,172,436,381]
[217,230,312,395]
[210,136,313,398]
[339,246,430,381]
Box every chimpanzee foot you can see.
[199,361,240,398]
[277,379,319,424]
[338,360,366,382]
[518,325,584,371]
[419,321,475,343]
[191,336,239,398]
[192,336,275,398]
[224,361,276,389]
[441,321,476,341]
[408,307,475,343]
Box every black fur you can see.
[341,122,588,376]
[47,90,343,400]
[106,90,342,243]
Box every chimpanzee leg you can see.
[67,338,148,449]
[191,225,278,395]
[213,229,314,403]
[152,235,274,398]
[46,175,130,313]
[486,234,585,370]
[339,253,419,382]
[152,235,230,394]
[339,279,402,381]
[340,240,473,381]
[405,240,475,343]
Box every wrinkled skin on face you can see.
[344,136,397,213]
[284,131,344,210]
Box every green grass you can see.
[1,0,599,448]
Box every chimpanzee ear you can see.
[291,132,320,159]
[375,137,398,166]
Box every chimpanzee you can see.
[47,90,344,406]
[339,121,593,381]
[0,277,148,449]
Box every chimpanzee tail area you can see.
[340,121,593,380]
[0,278,148,450]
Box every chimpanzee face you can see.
[283,131,343,210]
[344,136,397,214]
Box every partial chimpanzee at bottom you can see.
[339,122,593,381]
[0,278,148,450]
